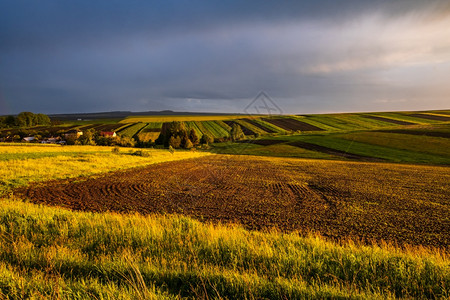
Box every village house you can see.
[100,131,117,138]
[41,137,62,144]
[64,129,83,139]
[22,136,36,142]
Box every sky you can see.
[1,0,449,115]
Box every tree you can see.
[169,135,181,148]
[184,139,193,149]
[157,121,189,148]
[200,133,214,145]
[230,123,245,141]
[5,115,15,127]
[189,129,199,146]
[78,129,96,145]
[34,113,51,125]
[119,136,136,147]
[17,112,34,127]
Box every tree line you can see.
[155,121,245,149]
[0,112,51,128]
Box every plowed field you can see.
[262,118,324,131]
[16,155,450,247]
[410,114,450,121]
[362,115,416,125]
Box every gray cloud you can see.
[1,0,449,114]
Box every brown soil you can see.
[15,155,449,247]
[362,115,416,125]
[252,139,285,146]
[409,114,450,121]
[92,124,125,132]
[288,141,383,161]
[242,119,276,133]
[375,129,450,139]
[223,121,255,135]
[262,118,324,131]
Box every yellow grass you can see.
[119,115,252,123]
[0,145,211,192]
[0,144,110,154]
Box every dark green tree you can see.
[200,133,214,145]
[169,135,182,148]
[17,112,35,127]
[189,129,199,146]
[230,123,245,141]
[157,121,189,147]
[78,129,96,145]
[34,113,51,125]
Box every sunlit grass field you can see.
[0,199,448,299]
[213,124,450,165]
[0,145,210,196]
[0,144,448,298]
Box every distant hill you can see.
[48,110,242,121]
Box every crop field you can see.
[224,120,255,135]
[262,117,325,131]
[1,110,449,298]
[0,145,209,195]
[119,115,246,123]
[213,122,450,164]
[234,119,268,135]
[116,122,148,138]
[16,155,449,247]
[0,141,449,298]
[361,115,416,125]
[409,113,450,122]
[243,118,277,133]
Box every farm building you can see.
[100,131,117,138]
[22,136,36,142]
[64,129,83,139]
[41,137,61,144]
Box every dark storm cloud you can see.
[1,0,449,114]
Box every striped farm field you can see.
[119,115,247,123]
[262,117,324,131]
[116,122,148,138]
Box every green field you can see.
[0,110,449,298]
[213,121,450,165]
[0,144,449,299]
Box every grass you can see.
[211,123,450,165]
[0,144,448,298]
[0,145,210,196]
[300,114,393,131]
[117,123,149,138]
[249,118,287,133]
[336,131,450,157]
[212,141,333,159]
[234,119,267,135]
[0,199,448,299]
[199,121,229,138]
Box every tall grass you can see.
[0,145,210,195]
[0,199,448,299]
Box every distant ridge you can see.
[48,110,242,121]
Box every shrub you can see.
[168,146,175,154]
[112,146,120,154]
[184,139,193,149]
[200,133,214,145]
[169,136,181,148]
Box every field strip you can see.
[362,115,416,125]
[288,140,383,161]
